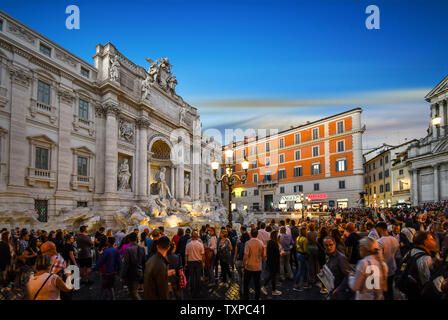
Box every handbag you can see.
[178,267,187,290]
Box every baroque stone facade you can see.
[0,11,221,225]
[407,75,448,205]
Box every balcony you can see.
[71,174,94,191]
[72,115,95,136]
[29,99,57,123]
[393,189,410,196]
[257,179,278,188]
[26,167,56,187]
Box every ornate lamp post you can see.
[211,149,249,225]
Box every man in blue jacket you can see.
[92,237,122,300]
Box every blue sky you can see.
[2,0,448,149]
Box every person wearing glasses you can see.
[323,236,353,300]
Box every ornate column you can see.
[136,117,150,198]
[8,66,31,187]
[192,118,201,201]
[433,164,439,202]
[441,100,447,137]
[170,165,175,198]
[411,169,419,206]
[103,102,120,194]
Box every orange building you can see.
[221,108,365,211]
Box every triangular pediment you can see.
[71,146,94,154]
[27,134,56,145]
[426,75,448,101]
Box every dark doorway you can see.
[264,194,273,211]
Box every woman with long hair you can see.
[262,230,282,296]
[204,227,217,287]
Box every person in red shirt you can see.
[172,228,184,247]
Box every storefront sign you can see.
[306,193,327,201]
[280,195,301,203]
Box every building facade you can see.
[363,140,416,208]
[0,11,221,224]
[407,75,448,205]
[221,108,365,211]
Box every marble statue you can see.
[158,167,172,200]
[118,159,131,191]
[167,75,177,94]
[179,105,187,124]
[141,75,151,100]
[110,55,120,82]
[119,120,134,143]
[184,174,190,196]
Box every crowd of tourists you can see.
[0,200,447,300]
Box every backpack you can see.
[395,250,428,297]
[219,239,232,264]
[236,241,246,261]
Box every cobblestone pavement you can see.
[73,269,324,301]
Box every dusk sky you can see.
[2,0,448,151]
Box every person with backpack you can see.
[290,220,299,273]
[120,232,146,300]
[279,226,294,281]
[217,229,233,287]
[226,225,238,271]
[235,226,250,295]
[401,219,417,256]
[395,231,437,300]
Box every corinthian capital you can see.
[102,102,120,117]
[136,117,150,129]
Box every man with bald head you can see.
[185,230,205,298]
[344,222,361,266]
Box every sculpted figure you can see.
[179,105,187,124]
[158,167,172,200]
[141,75,151,100]
[118,159,131,191]
[110,55,120,82]
[167,75,177,94]
[184,174,190,196]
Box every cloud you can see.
[192,88,431,109]
[198,88,431,149]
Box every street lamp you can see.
[211,150,249,225]
[432,116,442,126]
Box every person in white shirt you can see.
[257,223,270,247]
[185,231,205,298]
[376,222,400,300]
[349,237,388,300]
